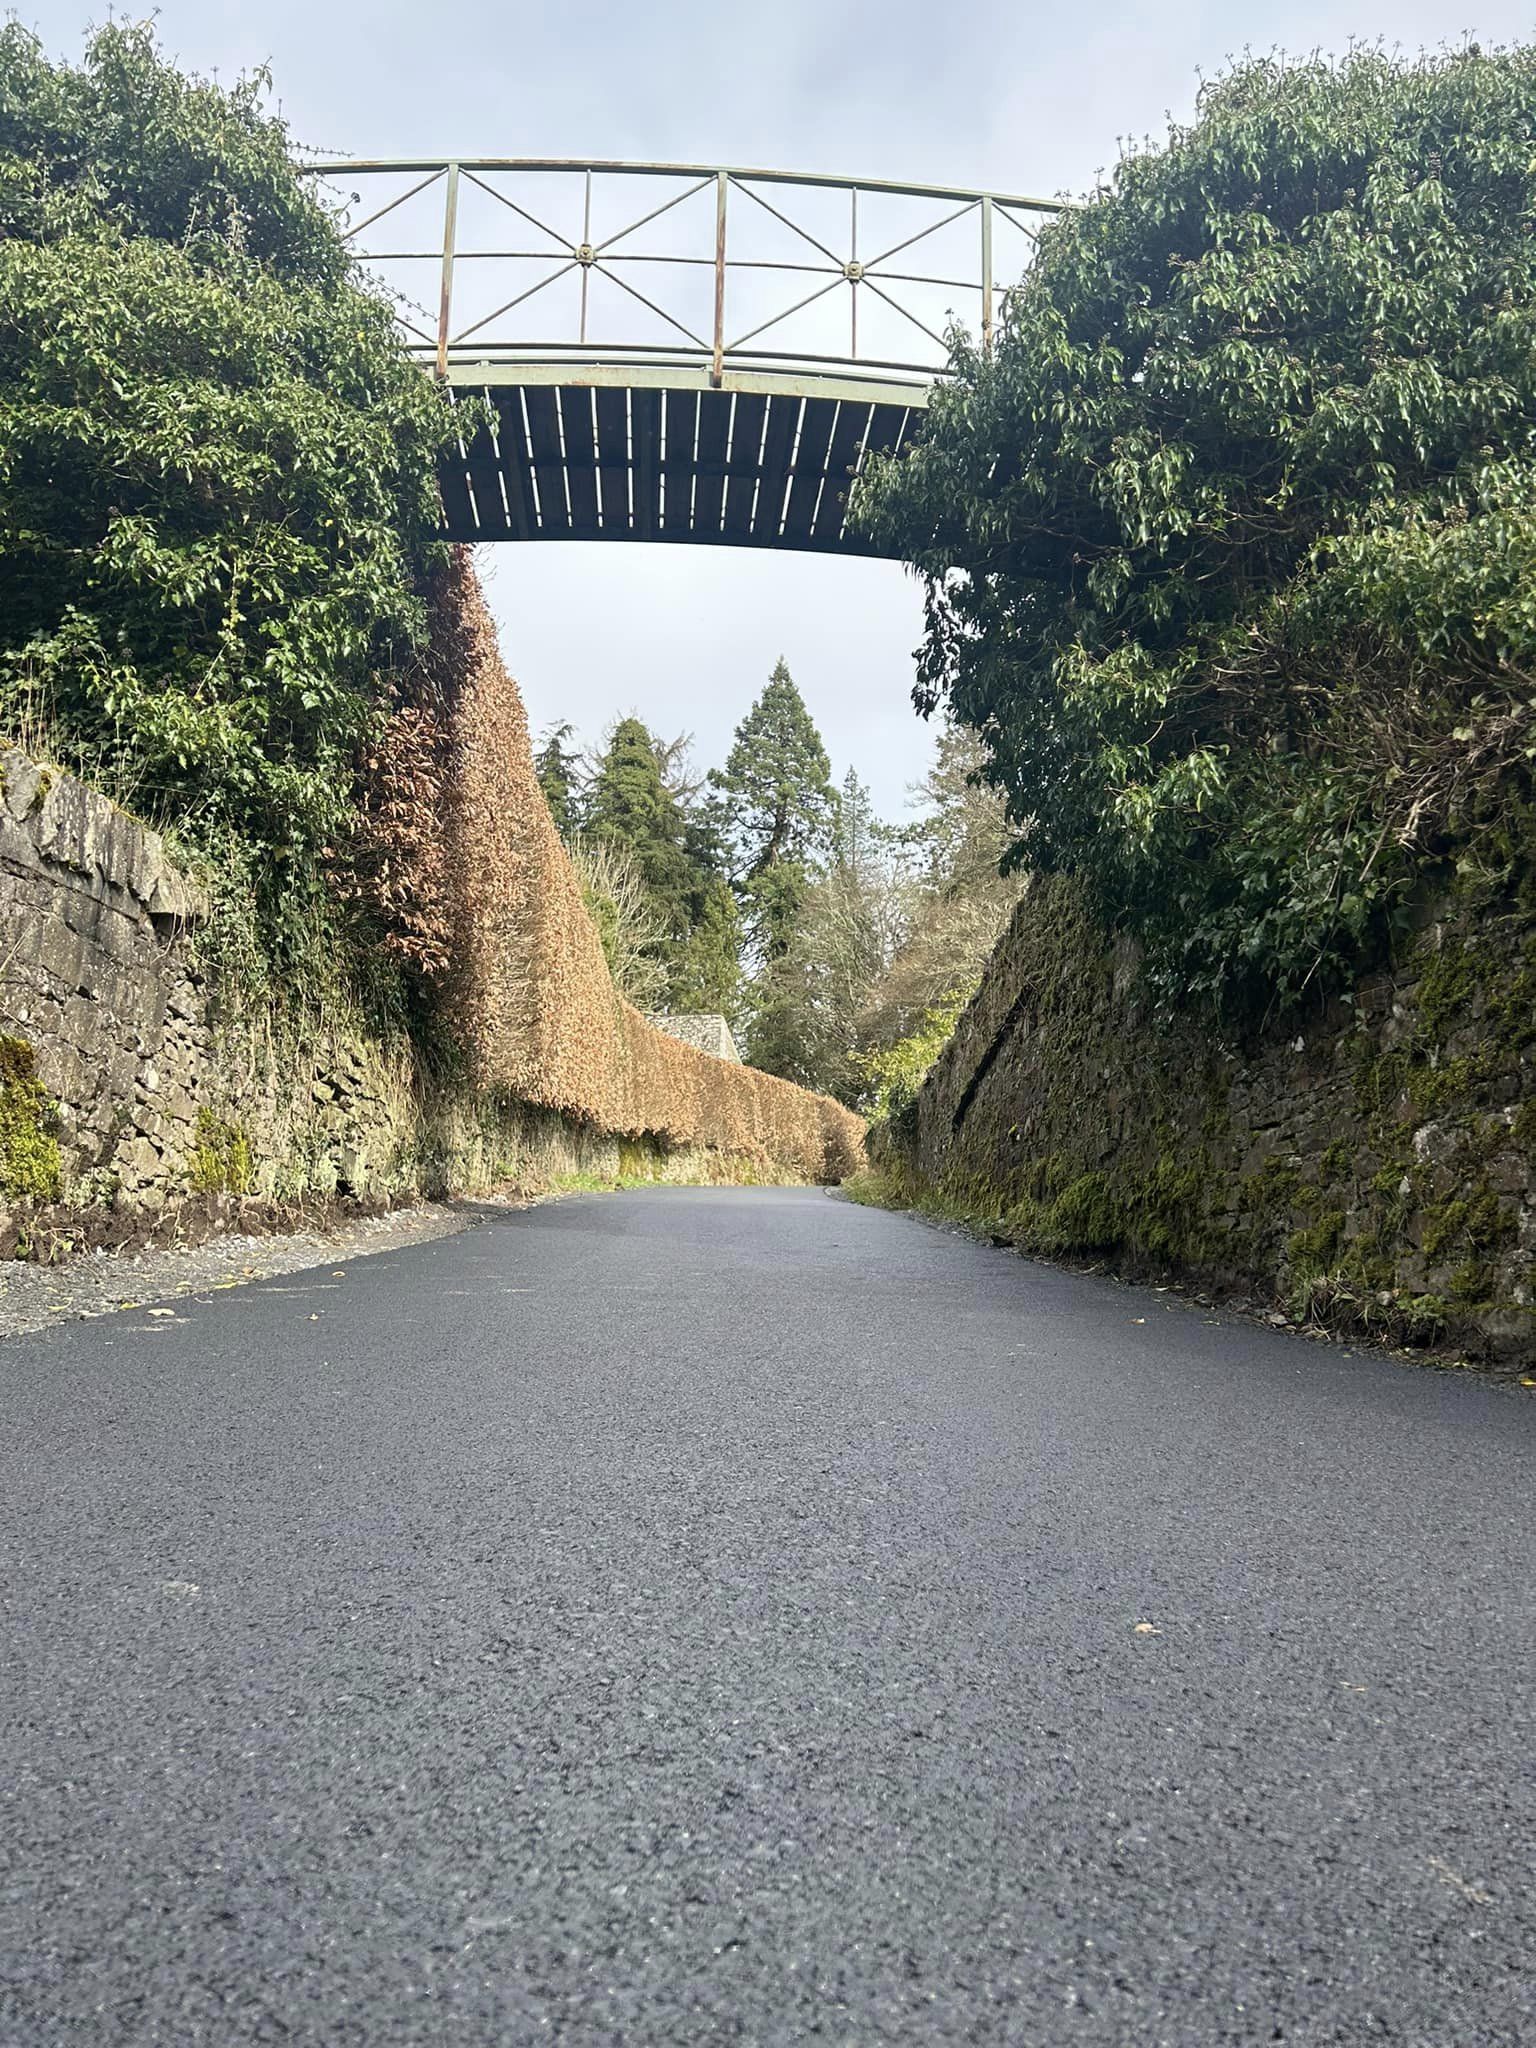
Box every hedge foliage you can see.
[417,555,865,1182]
[0,24,464,954]
[857,46,1536,1014]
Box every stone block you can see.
[0,749,44,821]
[119,1136,161,1188]
[1488,1151,1529,1198]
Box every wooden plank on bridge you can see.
[595,388,630,535]
[439,447,479,539]
[560,387,600,538]
[751,393,801,543]
[781,396,838,546]
[692,391,731,540]
[631,389,661,540]
[811,400,875,549]
[661,390,699,538]
[723,392,767,542]
[523,387,570,538]
[495,390,537,540]
[460,388,509,539]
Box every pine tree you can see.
[584,717,740,1012]
[711,658,835,876]
[711,658,836,962]
[584,718,692,897]
[534,720,583,840]
[742,767,902,1101]
[834,766,884,887]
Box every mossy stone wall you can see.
[880,873,1535,1359]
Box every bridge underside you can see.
[439,365,925,556]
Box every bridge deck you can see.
[441,367,923,554]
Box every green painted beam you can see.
[443,359,933,411]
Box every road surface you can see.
[2,1187,1532,2043]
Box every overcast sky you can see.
[27,0,1536,814]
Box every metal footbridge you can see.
[306,160,1060,555]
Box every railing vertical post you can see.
[712,171,728,387]
[436,161,460,380]
[579,167,592,345]
[980,192,994,354]
[850,186,858,359]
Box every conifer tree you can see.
[584,717,741,1012]
[584,718,691,899]
[534,720,583,840]
[834,767,883,887]
[711,658,836,962]
[712,658,836,876]
[742,764,900,1100]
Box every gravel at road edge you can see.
[0,1201,472,1341]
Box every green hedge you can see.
[857,46,1536,1016]
[0,23,464,956]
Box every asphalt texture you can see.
[2,1186,1533,2046]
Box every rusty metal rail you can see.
[301,159,1062,552]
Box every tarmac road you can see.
[2,1186,1532,2044]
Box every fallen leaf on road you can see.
[1428,1855,1493,1905]
[1133,1622,1160,1635]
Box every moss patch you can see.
[1043,1172,1123,1252]
[189,1109,254,1196]
[0,1035,62,1207]
[1286,1210,1347,1278]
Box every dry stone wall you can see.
[0,747,508,1248]
[1,750,206,1205]
[880,871,1535,1360]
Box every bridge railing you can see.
[302,158,1062,386]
